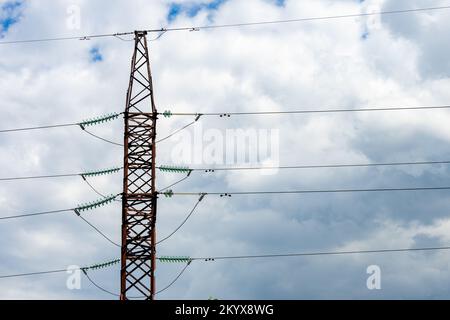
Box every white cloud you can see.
[1,0,450,299]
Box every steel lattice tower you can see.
[121,31,158,300]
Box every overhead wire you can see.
[0,123,79,133]
[0,173,81,182]
[155,261,192,295]
[2,105,450,138]
[82,270,120,297]
[82,262,191,297]
[77,214,121,248]
[146,5,450,33]
[164,105,450,117]
[185,160,450,172]
[158,173,192,193]
[156,116,201,144]
[0,208,73,221]
[2,160,450,182]
[191,246,450,261]
[157,194,206,245]
[81,128,123,147]
[0,32,134,45]
[2,5,450,45]
[0,194,120,221]
[168,186,450,197]
[81,177,122,202]
[3,245,450,280]
[82,177,109,198]
[0,269,68,279]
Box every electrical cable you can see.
[2,160,450,182]
[82,177,109,198]
[0,209,73,221]
[155,261,192,295]
[0,194,119,221]
[0,32,134,45]
[0,269,68,279]
[191,246,450,261]
[82,270,121,297]
[81,177,122,202]
[188,160,450,172]
[157,194,206,245]
[2,5,449,45]
[168,186,450,197]
[2,245,450,280]
[2,105,450,135]
[0,123,79,133]
[148,5,450,33]
[83,263,189,298]
[81,128,123,147]
[156,119,200,144]
[0,173,81,181]
[76,214,121,248]
[158,174,192,193]
[165,105,450,117]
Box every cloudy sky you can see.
[1,0,450,300]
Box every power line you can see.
[157,194,206,245]
[0,259,120,280]
[0,123,78,133]
[83,270,146,299]
[0,173,80,182]
[83,263,190,297]
[0,113,121,138]
[77,215,121,248]
[156,118,201,144]
[0,32,134,45]
[2,5,450,45]
[83,270,120,297]
[191,246,450,261]
[82,177,109,198]
[3,245,449,280]
[0,209,73,221]
[0,167,122,182]
[0,194,120,221]
[149,5,450,33]
[155,261,192,295]
[2,105,450,135]
[158,174,192,193]
[2,159,450,182]
[187,160,450,172]
[0,269,68,279]
[81,128,123,147]
[81,177,122,202]
[164,105,450,117]
[168,186,450,197]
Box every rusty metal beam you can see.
[121,31,158,300]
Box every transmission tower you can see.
[121,31,158,300]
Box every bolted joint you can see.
[134,30,148,36]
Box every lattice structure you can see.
[121,31,158,300]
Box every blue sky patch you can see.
[0,1,24,38]
[90,47,103,62]
[167,0,227,22]
[361,29,369,40]
[273,0,285,7]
